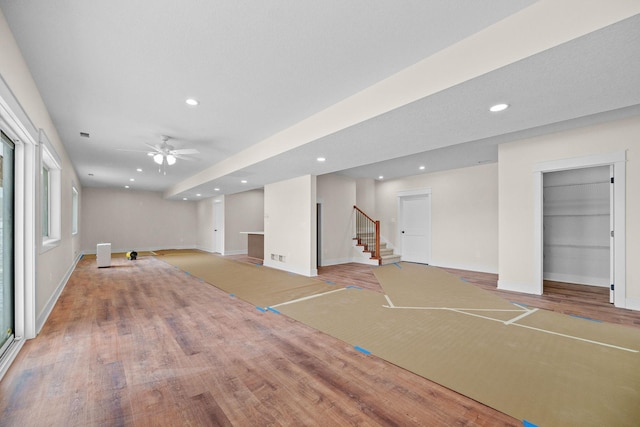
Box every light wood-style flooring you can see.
[1,254,639,426]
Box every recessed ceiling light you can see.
[124,185,130,189]
[419,165,425,170]
[241,180,247,184]
[136,168,142,172]
[185,98,199,106]
[196,194,201,197]
[317,157,326,162]
[183,197,188,200]
[489,103,509,112]
[129,178,135,182]
[378,175,384,180]
[214,188,220,191]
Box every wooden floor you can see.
[1,256,639,426]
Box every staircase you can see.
[353,206,401,266]
[378,241,401,265]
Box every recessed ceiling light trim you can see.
[489,103,509,112]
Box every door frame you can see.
[533,151,626,307]
[397,188,432,264]
[213,198,224,254]
[0,76,38,379]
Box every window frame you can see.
[40,130,61,252]
[71,185,78,235]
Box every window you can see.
[42,166,49,237]
[40,130,61,251]
[71,186,78,235]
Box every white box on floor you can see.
[96,243,111,268]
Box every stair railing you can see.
[354,205,380,261]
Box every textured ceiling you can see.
[1,1,639,200]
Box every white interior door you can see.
[213,201,223,254]
[399,193,431,264]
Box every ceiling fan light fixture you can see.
[166,154,176,165]
[153,153,164,165]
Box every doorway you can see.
[213,200,223,254]
[316,203,321,268]
[533,151,626,307]
[0,131,15,358]
[397,189,431,264]
[543,166,611,300]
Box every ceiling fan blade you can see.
[173,154,198,161]
[116,148,151,153]
[171,148,199,155]
[144,143,161,151]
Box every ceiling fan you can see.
[146,135,199,166]
[120,135,200,174]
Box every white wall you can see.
[224,189,264,255]
[317,173,357,266]
[1,10,82,329]
[81,188,197,253]
[498,115,640,309]
[355,178,376,215]
[264,175,317,276]
[375,163,499,273]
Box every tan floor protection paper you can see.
[278,263,640,427]
[156,251,339,308]
[157,252,640,426]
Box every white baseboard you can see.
[36,251,83,333]
[497,280,542,295]
[82,244,199,255]
[429,261,498,275]
[320,257,354,266]
[263,259,317,277]
[222,249,247,256]
[624,297,640,311]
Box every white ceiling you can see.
[1,1,639,200]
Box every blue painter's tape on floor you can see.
[229,293,235,297]
[185,271,190,275]
[256,306,267,313]
[570,314,602,323]
[325,280,336,285]
[393,263,402,268]
[522,420,538,427]
[267,307,281,314]
[255,263,262,267]
[510,301,529,308]
[354,346,371,355]
[346,285,362,290]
